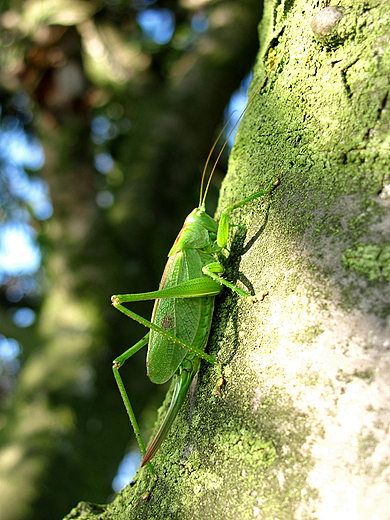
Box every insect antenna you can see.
[199,52,284,208]
[199,117,232,207]
[200,113,238,208]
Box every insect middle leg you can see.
[202,262,259,301]
[111,279,222,367]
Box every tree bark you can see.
[0,1,263,519]
[63,1,390,518]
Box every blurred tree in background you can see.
[0,1,262,519]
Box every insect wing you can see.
[147,249,208,384]
[148,296,203,384]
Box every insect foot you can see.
[248,291,269,303]
[215,375,225,395]
[141,474,158,501]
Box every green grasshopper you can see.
[111,72,281,498]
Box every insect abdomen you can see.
[147,249,215,384]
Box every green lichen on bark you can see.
[342,242,390,280]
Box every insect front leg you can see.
[216,175,282,249]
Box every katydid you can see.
[111,68,281,498]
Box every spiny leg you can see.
[111,290,224,471]
[112,333,157,499]
[216,175,281,249]
[202,262,267,302]
[111,293,222,372]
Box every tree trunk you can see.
[64,1,390,518]
[0,1,263,519]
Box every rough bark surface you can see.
[0,1,263,520]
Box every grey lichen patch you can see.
[189,417,317,519]
[294,324,324,344]
[353,369,375,384]
[357,432,379,473]
[341,242,390,281]
[336,368,376,389]
[346,210,375,240]
[311,6,345,44]
[298,370,321,388]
